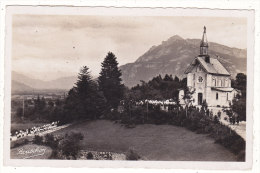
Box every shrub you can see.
[59,132,84,159]
[11,138,29,149]
[126,149,141,160]
[33,135,43,145]
[86,152,94,160]
[45,134,58,149]
[118,104,245,160]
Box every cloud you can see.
[12,15,247,80]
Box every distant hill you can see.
[12,71,77,91]
[120,35,246,87]
[11,80,33,93]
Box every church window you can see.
[212,78,216,86]
[197,66,202,72]
[225,78,229,87]
[218,79,222,87]
[216,93,219,100]
[193,74,195,80]
[227,93,229,101]
[221,79,224,87]
[198,76,203,83]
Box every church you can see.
[179,26,238,108]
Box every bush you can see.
[126,149,141,160]
[59,132,84,159]
[11,138,29,149]
[45,134,58,149]
[86,152,94,160]
[33,135,43,145]
[117,104,245,161]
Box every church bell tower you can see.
[200,26,208,56]
[200,26,210,63]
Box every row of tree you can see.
[62,52,124,122]
[15,51,247,123]
[125,74,186,101]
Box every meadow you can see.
[51,120,238,161]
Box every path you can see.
[11,124,71,142]
[209,107,246,141]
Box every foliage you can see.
[59,132,84,159]
[33,135,43,145]
[16,107,23,118]
[126,74,185,101]
[86,152,94,160]
[230,73,247,121]
[11,138,29,149]
[232,73,247,98]
[113,104,245,161]
[98,52,124,109]
[63,66,106,123]
[126,149,141,160]
[45,134,59,149]
[231,98,246,121]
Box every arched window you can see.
[216,93,219,100]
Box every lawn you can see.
[52,120,238,161]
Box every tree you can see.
[16,107,23,118]
[235,73,247,98]
[163,74,173,81]
[64,66,105,122]
[98,52,124,109]
[182,87,195,117]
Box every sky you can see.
[12,15,247,81]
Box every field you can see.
[52,120,238,161]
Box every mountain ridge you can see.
[11,35,247,91]
[120,35,246,87]
[12,71,77,91]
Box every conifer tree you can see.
[98,52,124,109]
[64,66,105,122]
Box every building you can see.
[179,26,238,107]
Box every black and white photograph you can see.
[1,2,258,171]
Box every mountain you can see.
[11,80,33,93]
[120,35,247,87]
[12,71,77,91]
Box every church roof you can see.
[184,56,231,76]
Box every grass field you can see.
[51,120,238,161]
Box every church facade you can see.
[179,27,238,107]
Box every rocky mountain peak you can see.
[120,35,247,87]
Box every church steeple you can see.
[200,26,208,56]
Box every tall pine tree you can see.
[64,66,105,122]
[98,52,124,109]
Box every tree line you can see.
[15,51,247,123]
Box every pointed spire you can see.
[201,26,208,47]
[200,26,208,56]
